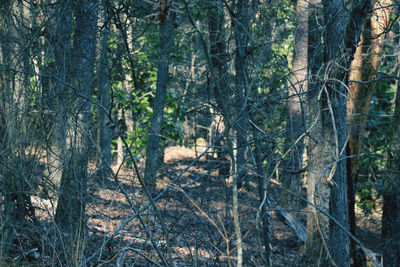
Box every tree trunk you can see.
[304,0,370,265]
[304,1,331,263]
[346,2,393,263]
[281,0,308,212]
[97,0,112,178]
[233,0,250,188]
[208,0,230,179]
[55,0,98,238]
[231,1,252,265]
[144,3,174,190]
[323,3,351,265]
[46,1,72,197]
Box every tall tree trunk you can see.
[304,0,370,265]
[233,0,250,188]
[346,1,393,263]
[55,0,98,239]
[304,1,330,263]
[144,2,174,190]
[281,0,308,212]
[47,1,72,197]
[324,1,369,265]
[231,1,252,265]
[381,38,400,267]
[97,0,112,178]
[322,2,351,265]
[208,0,230,179]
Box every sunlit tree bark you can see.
[346,1,393,263]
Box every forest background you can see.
[0,0,399,266]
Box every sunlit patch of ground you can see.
[23,145,384,266]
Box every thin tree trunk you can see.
[208,0,230,178]
[97,0,112,178]
[281,0,308,212]
[144,3,174,189]
[116,109,125,167]
[55,0,98,238]
[231,0,252,265]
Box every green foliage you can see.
[357,181,376,214]
[356,76,396,213]
[126,91,153,155]
[161,90,186,144]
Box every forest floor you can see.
[27,146,383,266]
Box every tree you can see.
[346,1,393,264]
[144,0,175,190]
[281,0,308,212]
[208,0,230,179]
[97,0,112,178]
[45,0,73,198]
[304,0,370,265]
[54,0,98,241]
[231,1,253,265]
[304,1,332,263]
[1,0,397,265]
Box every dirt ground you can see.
[23,146,382,266]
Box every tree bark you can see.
[322,2,351,265]
[55,0,98,238]
[46,0,72,197]
[233,0,250,189]
[304,0,370,265]
[208,0,230,179]
[97,0,112,178]
[144,3,174,190]
[304,1,331,263]
[116,109,125,167]
[281,0,308,212]
[231,1,252,265]
[346,1,393,264]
